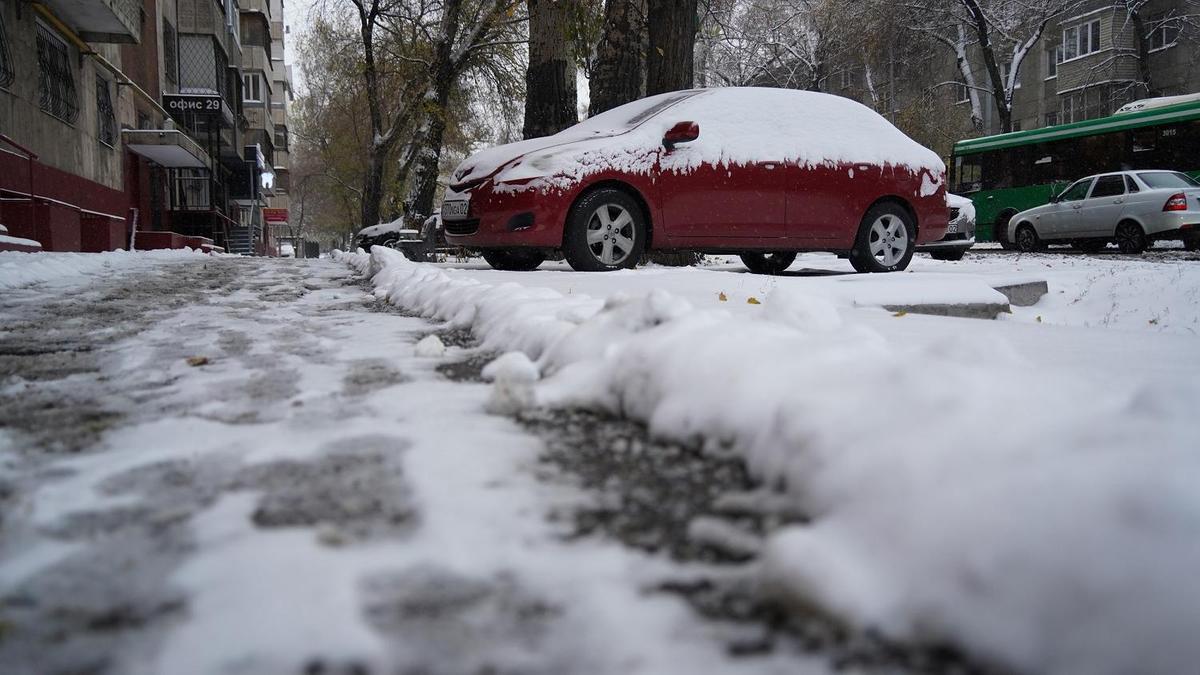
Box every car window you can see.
[1058,178,1093,202]
[1136,171,1200,189]
[566,91,701,137]
[1089,175,1126,198]
[1124,175,1140,193]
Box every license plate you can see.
[946,220,958,233]
[442,200,470,220]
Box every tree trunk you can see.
[362,145,388,227]
[645,0,697,95]
[590,0,645,115]
[1129,9,1158,97]
[524,0,578,138]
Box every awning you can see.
[122,129,212,169]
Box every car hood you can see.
[357,218,407,238]
[451,132,629,189]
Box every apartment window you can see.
[163,20,178,85]
[954,79,969,103]
[0,11,14,89]
[1063,19,1101,60]
[36,21,78,123]
[1046,44,1062,78]
[274,126,288,151]
[180,34,218,95]
[1012,120,1022,132]
[1044,111,1059,127]
[96,76,115,147]
[1149,13,1180,50]
[840,67,852,90]
[242,72,261,101]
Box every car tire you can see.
[1185,233,1200,252]
[1072,239,1106,253]
[929,249,966,261]
[482,248,545,271]
[995,210,1017,250]
[848,202,916,273]
[562,188,646,272]
[1014,223,1041,253]
[377,234,399,250]
[740,252,797,274]
[1115,221,1147,254]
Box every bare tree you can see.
[899,0,1087,133]
[1102,1,1200,101]
[524,0,578,138]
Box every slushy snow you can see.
[343,245,1200,675]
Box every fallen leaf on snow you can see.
[747,297,761,305]
[892,311,907,317]
[718,292,728,302]
[186,356,210,367]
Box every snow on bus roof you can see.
[1116,93,1200,114]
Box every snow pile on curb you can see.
[339,246,1200,675]
[0,248,209,290]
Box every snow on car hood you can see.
[357,218,408,238]
[948,193,975,223]
[451,87,946,194]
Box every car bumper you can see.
[1145,212,1200,238]
[917,234,975,252]
[442,183,567,249]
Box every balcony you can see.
[240,0,271,19]
[43,0,141,43]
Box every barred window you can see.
[37,21,78,124]
[179,34,218,95]
[0,11,15,89]
[163,20,178,85]
[96,76,115,146]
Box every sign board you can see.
[163,93,223,116]
[263,208,289,223]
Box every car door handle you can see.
[1113,198,1123,204]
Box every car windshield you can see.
[1136,171,1200,189]
[563,91,702,138]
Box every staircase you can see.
[226,225,255,255]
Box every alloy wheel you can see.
[586,203,637,265]
[868,214,909,267]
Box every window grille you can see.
[163,20,178,85]
[0,12,14,89]
[96,75,115,146]
[179,34,218,95]
[36,21,78,123]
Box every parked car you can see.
[355,212,443,261]
[918,193,976,261]
[1007,171,1200,254]
[442,87,948,273]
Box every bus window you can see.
[1132,129,1155,153]
[955,154,982,193]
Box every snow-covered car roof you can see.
[453,87,945,193]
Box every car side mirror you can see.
[663,121,699,149]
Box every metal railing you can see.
[0,133,39,232]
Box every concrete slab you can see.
[992,280,1049,307]
[883,302,1011,320]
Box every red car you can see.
[442,87,948,274]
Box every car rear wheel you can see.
[1115,221,1147,254]
[1185,233,1200,251]
[482,248,545,271]
[740,252,797,274]
[1014,224,1041,253]
[848,203,915,273]
[929,249,966,261]
[563,188,646,272]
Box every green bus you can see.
[950,95,1200,244]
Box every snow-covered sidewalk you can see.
[348,246,1200,675]
[0,254,829,675]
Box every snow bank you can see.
[455,87,944,194]
[344,246,1200,675]
[0,248,208,290]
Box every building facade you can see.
[0,0,291,254]
[832,0,1199,156]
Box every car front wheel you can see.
[740,252,797,274]
[929,249,966,261]
[849,203,915,273]
[482,248,545,271]
[1115,221,1147,254]
[562,188,646,272]
[1014,224,1042,253]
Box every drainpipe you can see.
[31,3,170,120]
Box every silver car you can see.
[1007,171,1200,254]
